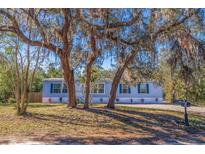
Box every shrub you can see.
[8,97,16,104]
[77,97,84,104]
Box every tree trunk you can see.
[24,48,41,112]
[107,67,125,109]
[60,53,77,108]
[83,28,98,109]
[170,68,176,104]
[16,100,21,115]
[67,70,77,107]
[107,53,135,109]
[171,85,176,103]
[14,38,24,115]
[84,63,92,109]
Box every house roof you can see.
[43,78,111,82]
[43,78,66,82]
[42,78,158,85]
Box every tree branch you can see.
[21,8,48,44]
[78,9,140,30]
[61,8,71,52]
[0,9,63,54]
[103,9,200,47]
[153,9,200,38]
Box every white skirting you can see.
[42,96,163,104]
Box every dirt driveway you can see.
[117,104,205,116]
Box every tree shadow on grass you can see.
[54,136,163,145]
[114,108,205,133]
[22,107,205,145]
[24,110,127,131]
[28,103,64,108]
[82,107,205,144]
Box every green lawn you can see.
[0,103,205,144]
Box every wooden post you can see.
[184,104,189,126]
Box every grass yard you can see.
[0,103,205,144]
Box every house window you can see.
[52,83,61,93]
[138,83,149,94]
[119,84,131,94]
[92,83,105,94]
[62,84,67,93]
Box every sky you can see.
[101,56,114,70]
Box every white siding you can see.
[42,79,163,104]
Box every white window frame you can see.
[139,83,149,94]
[121,84,130,94]
[53,83,61,93]
[91,82,105,94]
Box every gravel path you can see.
[117,104,205,116]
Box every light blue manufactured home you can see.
[42,78,163,104]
